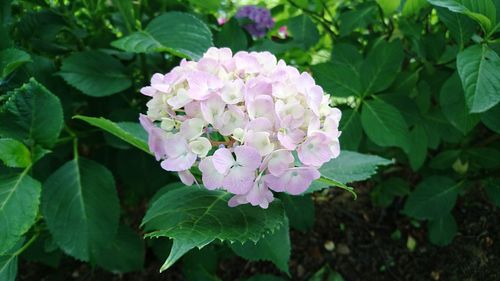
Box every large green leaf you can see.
[481,103,500,133]
[111,0,136,33]
[0,239,23,281]
[0,79,63,148]
[111,12,213,60]
[339,3,378,36]
[408,124,428,170]
[142,184,286,272]
[456,45,500,113]
[288,14,320,49]
[371,177,410,207]
[74,115,149,154]
[361,99,411,152]
[0,48,31,79]
[42,158,120,261]
[339,109,362,150]
[214,18,247,52]
[377,0,401,14]
[0,172,40,255]
[428,213,457,246]
[428,0,497,32]
[361,40,405,96]
[440,73,480,133]
[0,138,31,168]
[94,225,145,273]
[230,219,290,274]
[58,51,131,97]
[403,176,460,220]
[309,151,393,193]
[311,44,363,97]
[436,7,476,48]
[402,0,429,16]
[281,194,314,232]
[182,246,221,281]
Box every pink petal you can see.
[245,117,273,133]
[223,166,255,194]
[277,128,305,150]
[263,173,287,192]
[245,179,274,208]
[199,157,224,190]
[264,150,294,176]
[200,95,225,124]
[228,194,248,207]
[234,145,261,170]
[164,134,189,158]
[160,152,197,172]
[284,167,320,195]
[140,86,156,96]
[297,132,333,167]
[265,167,320,195]
[212,147,235,174]
[179,170,195,186]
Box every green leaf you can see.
[403,176,460,220]
[182,246,221,281]
[142,184,286,272]
[0,79,63,148]
[0,239,23,281]
[428,0,496,32]
[339,3,378,36]
[42,158,120,261]
[231,219,290,274]
[111,12,213,60]
[311,44,363,97]
[484,178,500,207]
[377,0,401,14]
[339,109,362,150]
[428,213,457,246]
[314,150,392,193]
[281,194,314,232]
[309,265,345,281]
[0,138,31,168]
[436,7,476,48]
[311,63,363,97]
[94,225,145,273]
[429,150,461,170]
[288,14,320,49]
[361,99,411,152]
[0,48,31,79]
[73,115,149,154]
[408,125,428,170]
[402,0,429,16]
[371,177,410,207]
[481,103,500,133]
[214,18,247,52]
[111,0,136,33]
[58,51,131,97]
[465,147,500,169]
[440,72,480,134]
[456,45,500,113]
[0,172,40,255]
[361,40,405,95]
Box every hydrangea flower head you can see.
[235,5,275,38]
[140,47,341,208]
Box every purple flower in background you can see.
[235,5,275,38]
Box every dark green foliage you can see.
[0,0,499,280]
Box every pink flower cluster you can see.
[139,47,341,208]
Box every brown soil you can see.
[18,185,500,281]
